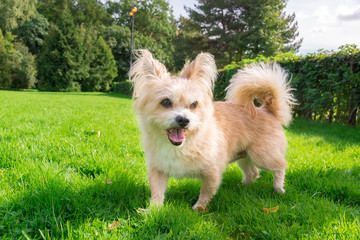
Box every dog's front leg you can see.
[148,167,168,206]
[192,170,222,210]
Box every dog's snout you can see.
[176,116,189,128]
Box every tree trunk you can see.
[328,109,333,123]
[348,107,358,126]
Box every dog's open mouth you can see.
[167,129,186,146]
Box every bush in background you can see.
[112,80,132,95]
[0,32,37,90]
[0,32,13,89]
[11,42,37,89]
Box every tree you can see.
[185,0,302,66]
[11,42,37,89]
[82,30,117,91]
[37,5,83,91]
[37,4,117,92]
[173,16,211,71]
[0,0,38,32]
[105,0,177,75]
[37,0,112,27]
[0,32,37,89]
[0,32,14,88]
[15,14,49,54]
[101,24,132,80]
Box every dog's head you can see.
[130,50,217,146]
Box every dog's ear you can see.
[129,49,169,99]
[179,52,217,97]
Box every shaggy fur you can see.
[129,50,295,210]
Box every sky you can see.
[167,0,360,55]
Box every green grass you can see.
[0,90,359,239]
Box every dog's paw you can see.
[149,201,164,209]
[242,173,260,185]
[274,187,285,194]
[136,208,150,214]
[192,205,209,212]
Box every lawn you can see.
[0,91,359,239]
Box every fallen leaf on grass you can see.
[196,206,209,212]
[108,221,120,231]
[105,175,113,184]
[136,208,150,214]
[263,205,279,214]
[136,208,144,213]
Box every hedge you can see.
[112,80,132,95]
[214,44,360,126]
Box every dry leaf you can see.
[97,131,101,137]
[124,169,127,173]
[105,175,113,184]
[108,221,120,231]
[263,205,279,214]
[196,206,209,212]
[136,208,148,214]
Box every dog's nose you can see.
[176,116,190,128]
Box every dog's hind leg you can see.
[272,168,286,194]
[237,157,260,185]
[247,147,287,194]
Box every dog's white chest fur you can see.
[149,144,205,178]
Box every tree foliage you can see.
[0,32,37,89]
[15,14,49,54]
[173,16,210,71]
[0,0,38,89]
[105,0,177,75]
[37,5,117,92]
[0,32,14,88]
[0,0,38,32]
[37,0,112,27]
[184,0,302,66]
[34,0,117,91]
[0,0,304,90]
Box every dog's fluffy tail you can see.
[225,63,296,126]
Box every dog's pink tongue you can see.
[168,129,186,142]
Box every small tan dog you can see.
[130,50,295,210]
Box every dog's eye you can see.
[189,101,198,109]
[160,98,172,108]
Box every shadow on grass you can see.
[288,166,360,206]
[165,164,360,238]
[0,173,148,238]
[2,164,359,239]
[287,118,360,146]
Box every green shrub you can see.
[11,42,37,89]
[0,32,13,89]
[112,80,133,95]
[0,32,37,90]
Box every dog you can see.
[129,50,295,210]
